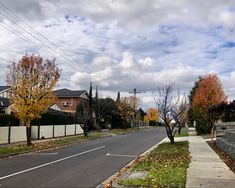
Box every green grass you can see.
[118,141,190,188]
[0,133,108,158]
[175,132,189,137]
[175,128,189,137]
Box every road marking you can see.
[0,145,105,181]
[106,153,138,158]
[27,152,58,156]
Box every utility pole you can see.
[129,88,145,127]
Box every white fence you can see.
[0,126,27,144]
[31,124,83,139]
[0,124,83,144]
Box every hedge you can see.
[31,112,75,125]
[0,114,20,126]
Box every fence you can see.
[0,124,83,144]
[214,121,235,137]
[31,124,83,139]
[0,126,26,144]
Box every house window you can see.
[62,101,68,107]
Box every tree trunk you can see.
[169,135,175,144]
[178,126,182,134]
[166,125,175,144]
[83,129,88,137]
[83,121,88,137]
[25,121,32,145]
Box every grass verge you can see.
[118,141,190,188]
[0,133,108,158]
[175,128,189,137]
[175,132,189,137]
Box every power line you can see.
[0,14,86,72]
[0,2,94,74]
[0,9,107,81]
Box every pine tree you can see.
[95,86,100,124]
[116,91,120,103]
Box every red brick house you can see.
[53,88,89,113]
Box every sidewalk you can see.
[186,136,235,188]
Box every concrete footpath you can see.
[186,136,235,188]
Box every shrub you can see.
[0,114,20,126]
[31,112,75,125]
[195,119,211,134]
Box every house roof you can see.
[0,97,10,107]
[54,88,87,97]
[0,86,10,92]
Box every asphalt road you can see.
[0,127,165,188]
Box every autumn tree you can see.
[6,54,60,145]
[154,84,188,144]
[191,74,227,133]
[147,107,159,126]
[116,96,140,128]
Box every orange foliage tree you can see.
[192,74,227,112]
[116,96,140,128]
[6,54,60,145]
[192,74,227,132]
[147,108,159,125]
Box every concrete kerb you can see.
[96,137,168,188]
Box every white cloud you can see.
[0,0,235,110]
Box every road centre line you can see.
[0,145,105,181]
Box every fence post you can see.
[65,124,67,136]
[37,124,40,140]
[75,123,77,135]
[8,125,11,144]
[52,124,55,138]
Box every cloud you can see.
[1,0,235,110]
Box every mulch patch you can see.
[208,142,235,173]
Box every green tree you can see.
[75,102,89,136]
[88,82,93,130]
[116,91,120,103]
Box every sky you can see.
[0,0,235,110]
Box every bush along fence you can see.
[0,124,83,144]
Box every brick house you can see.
[0,86,63,115]
[53,88,89,113]
[0,86,11,114]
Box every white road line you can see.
[0,145,105,181]
[106,153,138,158]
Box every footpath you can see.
[186,136,235,188]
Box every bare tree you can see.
[172,95,188,135]
[154,84,188,144]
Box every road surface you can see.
[0,127,165,187]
